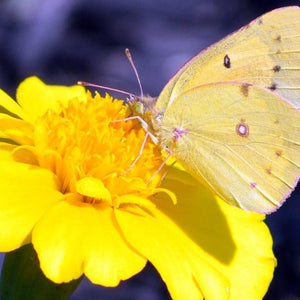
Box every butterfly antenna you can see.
[125,48,144,100]
[77,81,138,99]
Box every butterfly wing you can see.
[156,6,300,112]
[158,82,300,213]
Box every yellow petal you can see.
[0,161,62,251]
[116,205,229,300]
[76,177,111,203]
[163,169,275,299]
[0,89,27,120]
[116,168,275,300]
[0,142,16,160]
[12,145,39,165]
[154,187,177,205]
[32,194,146,285]
[16,76,86,122]
[0,114,34,145]
[215,195,276,299]
[118,194,157,209]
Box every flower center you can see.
[33,93,164,206]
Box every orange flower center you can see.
[32,93,164,205]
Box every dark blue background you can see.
[0,0,300,299]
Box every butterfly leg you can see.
[111,115,158,143]
[123,131,151,175]
[146,150,174,184]
[110,116,158,175]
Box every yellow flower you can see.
[0,76,276,300]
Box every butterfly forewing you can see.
[156,6,300,111]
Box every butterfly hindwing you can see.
[158,82,300,213]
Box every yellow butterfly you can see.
[135,6,300,214]
[81,6,300,214]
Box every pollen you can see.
[32,92,164,206]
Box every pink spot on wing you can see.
[250,182,257,188]
[236,119,249,137]
[172,127,190,142]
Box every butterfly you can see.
[81,6,300,214]
[134,6,300,214]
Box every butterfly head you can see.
[131,94,158,116]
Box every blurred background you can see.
[0,0,300,299]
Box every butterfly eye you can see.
[132,101,144,115]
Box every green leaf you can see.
[0,244,82,300]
